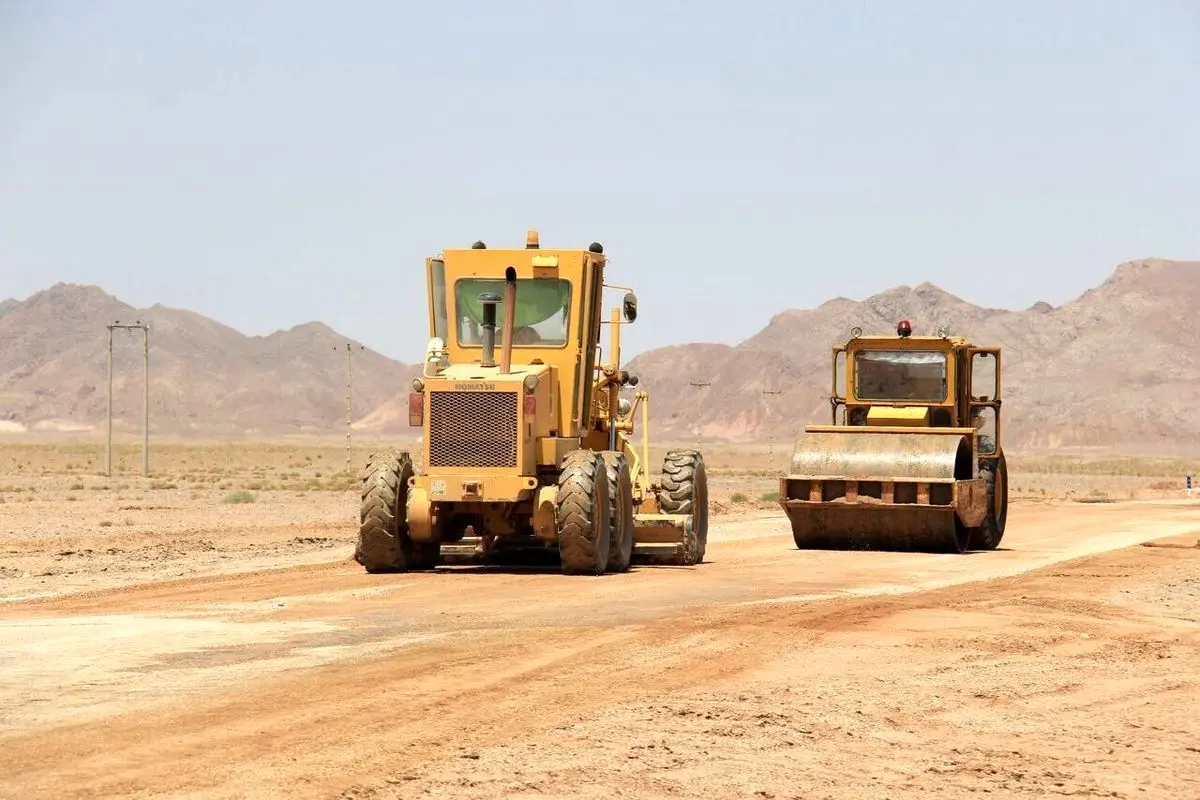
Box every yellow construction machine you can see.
[779,320,1007,553]
[355,229,709,575]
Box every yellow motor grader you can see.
[355,230,709,575]
[778,320,1007,553]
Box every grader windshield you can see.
[454,277,572,347]
[854,349,948,402]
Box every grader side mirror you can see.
[622,292,638,323]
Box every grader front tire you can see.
[355,451,438,573]
[556,450,612,575]
[602,451,635,573]
[659,449,709,564]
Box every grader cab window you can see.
[854,350,947,402]
[454,278,572,347]
[429,259,448,342]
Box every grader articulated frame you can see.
[355,230,708,575]
[779,321,1008,554]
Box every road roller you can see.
[778,320,1008,553]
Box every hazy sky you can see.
[2,1,1197,362]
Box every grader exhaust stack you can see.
[478,292,501,368]
[779,322,1009,554]
[499,267,516,374]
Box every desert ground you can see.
[2,437,1199,799]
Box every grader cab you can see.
[779,321,1008,553]
[355,230,709,575]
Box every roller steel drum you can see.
[778,431,985,554]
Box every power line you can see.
[337,343,364,474]
[689,381,711,449]
[106,320,150,478]
[762,390,783,467]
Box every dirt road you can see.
[2,499,1199,799]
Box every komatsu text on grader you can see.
[355,230,709,575]
[779,320,1007,553]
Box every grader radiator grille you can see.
[427,391,519,468]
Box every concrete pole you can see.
[106,325,113,477]
[142,324,149,477]
[105,321,150,477]
[341,343,364,474]
[762,390,783,468]
[689,381,711,450]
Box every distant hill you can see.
[3,258,1198,450]
[0,283,417,436]
[623,258,1200,450]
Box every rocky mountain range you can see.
[624,257,1200,451]
[1,258,1197,450]
[0,283,416,436]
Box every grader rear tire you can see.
[969,450,1008,551]
[659,449,709,564]
[556,450,612,575]
[602,451,635,573]
[355,451,439,573]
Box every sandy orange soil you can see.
[2,494,1199,799]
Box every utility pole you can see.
[338,343,364,473]
[689,381,711,449]
[106,325,113,477]
[143,324,149,477]
[762,390,783,468]
[106,320,150,477]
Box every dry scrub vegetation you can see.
[6,438,1186,601]
[0,436,1193,514]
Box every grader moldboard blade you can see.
[630,513,699,565]
[778,428,988,554]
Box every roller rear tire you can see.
[969,450,1008,551]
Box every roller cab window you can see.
[854,350,947,402]
[454,278,572,348]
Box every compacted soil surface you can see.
[2,497,1199,798]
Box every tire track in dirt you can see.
[0,541,1193,799]
[2,501,1199,798]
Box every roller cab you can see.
[780,321,1008,554]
